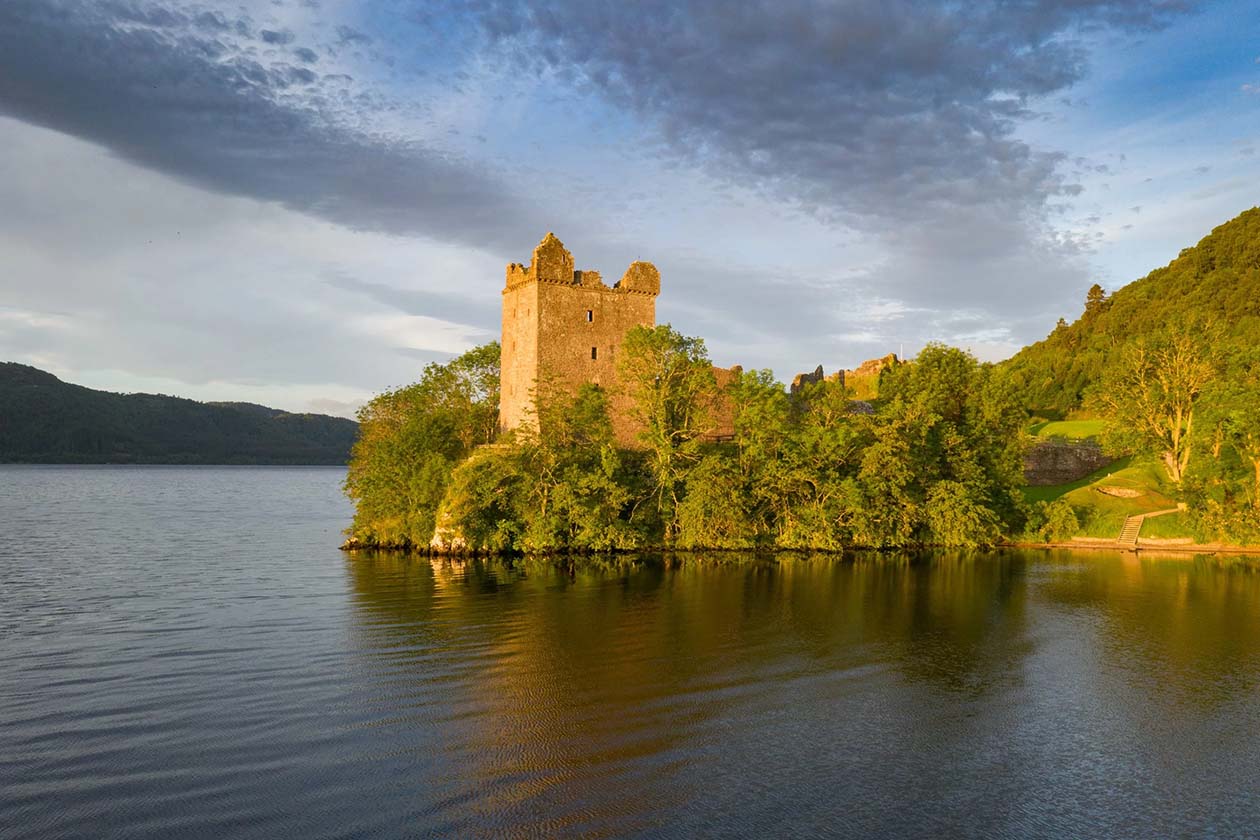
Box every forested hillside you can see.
[1004,207,1260,413]
[0,363,357,464]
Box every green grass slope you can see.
[1024,457,1180,538]
[1004,207,1260,413]
[1028,419,1109,440]
[0,363,358,464]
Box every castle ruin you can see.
[500,234,658,444]
[500,233,739,445]
[501,234,903,445]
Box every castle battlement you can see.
[504,233,661,297]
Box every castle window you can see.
[586,310,593,322]
[591,346,598,360]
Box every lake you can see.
[3,466,1260,838]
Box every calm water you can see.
[4,467,1260,838]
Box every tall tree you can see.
[1213,358,1260,510]
[1084,283,1108,316]
[1095,331,1215,483]
[344,342,500,547]
[617,324,717,540]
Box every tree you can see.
[519,381,637,550]
[677,455,756,549]
[344,342,500,547]
[775,376,866,549]
[1094,331,1215,483]
[617,324,717,540]
[1084,283,1107,316]
[1203,356,1260,510]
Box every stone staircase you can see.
[1117,515,1143,546]
[1117,507,1182,548]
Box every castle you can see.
[500,233,738,445]
[499,233,891,445]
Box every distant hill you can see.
[1004,207,1260,413]
[0,363,358,464]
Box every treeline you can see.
[344,328,1070,553]
[1003,206,1260,544]
[1005,206,1260,413]
[1090,328,1260,544]
[0,362,358,464]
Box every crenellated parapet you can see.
[503,233,660,297]
[615,261,660,296]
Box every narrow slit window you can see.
[586,310,593,322]
[591,346,598,360]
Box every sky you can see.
[1,0,1258,418]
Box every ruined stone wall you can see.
[844,353,899,400]
[500,233,658,446]
[1024,439,1114,486]
[790,365,846,395]
[706,365,743,441]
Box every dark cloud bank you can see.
[0,0,531,251]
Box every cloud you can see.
[0,0,536,252]
[324,272,497,328]
[1244,83,1260,94]
[442,0,1192,344]
[0,0,1221,402]
[0,116,483,410]
[455,0,1187,227]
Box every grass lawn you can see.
[1027,418,1109,440]
[1022,457,1180,539]
[1140,511,1197,539]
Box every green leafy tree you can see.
[923,480,1002,547]
[439,445,527,552]
[1094,331,1216,484]
[1084,283,1108,316]
[344,342,500,547]
[617,324,717,541]
[1039,499,1080,542]
[677,455,756,549]
[519,381,638,550]
[775,377,866,549]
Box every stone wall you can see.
[790,365,846,395]
[707,365,743,440]
[844,353,899,400]
[1023,439,1114,486]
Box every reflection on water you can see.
[4,467,1260,838]
[343,551,1260,837]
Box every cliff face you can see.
[1023,439,1114,486]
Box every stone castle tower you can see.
[500,233,660,444]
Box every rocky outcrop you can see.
[1024,439,1114,486]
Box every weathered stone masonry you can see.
[500,233,740,446]
[501,233,660,445]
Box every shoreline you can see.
[341,538,1260,559]
[1001,538,1260,557]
